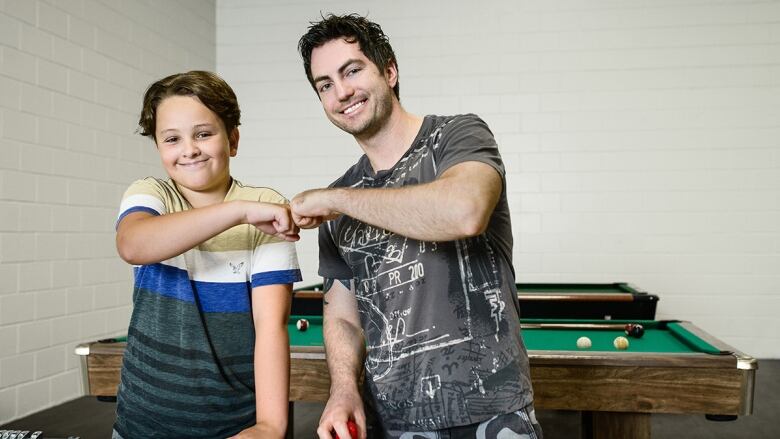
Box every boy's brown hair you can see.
[138,71,241,139]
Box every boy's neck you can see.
[174,177,233,209]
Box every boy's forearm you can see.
[116,200,247,265]
[254,323,290,434]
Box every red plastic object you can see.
[334,420,358,439]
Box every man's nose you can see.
[335,80,354,101]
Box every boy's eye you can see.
[163,136,179,144]
[196,132,212,139]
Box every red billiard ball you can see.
[334,420,358,439]
[624,323,645,338]
[296,318,309,331]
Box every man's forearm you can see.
[330,162,501,241]
[324,317,366,393]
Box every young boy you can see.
[112,71,301,439]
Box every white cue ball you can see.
[613,336,629,350]
[576,336,592,349]
[296,318,309,331]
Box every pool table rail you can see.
[75,320,757,439]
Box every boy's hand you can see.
[291,189,341,229]
[244,202,300,241]
[229,423,284,439]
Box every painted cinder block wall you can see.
[1,0,778,425]
[0,0,216,424]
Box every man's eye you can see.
[319,83,332,93]
[346,68,360,76]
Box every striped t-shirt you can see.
[113,177,302,438]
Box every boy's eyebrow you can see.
[312,58,364,84]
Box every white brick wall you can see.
[218,0,780,358]
[0,0,216,424]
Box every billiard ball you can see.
[624,323,645,338]
[334,420,358,439]
[576,336,592,349]
[613,336,629,350]
[296,318,309,331]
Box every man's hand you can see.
[317,388,367,439]
[291,188,341,229]
[243,201,300,241]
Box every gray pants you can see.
[383,405,543,439]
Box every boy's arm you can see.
[317,279,367,439]
[292,160,502,241]
[116,200,299,265]
[231,283,292,439]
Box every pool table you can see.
[76,317,756,439]
[292,282,659,320]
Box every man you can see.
[292,14,541,439]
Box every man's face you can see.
[310,38,397,138]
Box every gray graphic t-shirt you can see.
[318,114,534,431]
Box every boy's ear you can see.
[229,128,240,156]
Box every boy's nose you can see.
[182,139,201,157]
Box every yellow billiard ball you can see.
[576,336,592,349]
[613,336,629,350]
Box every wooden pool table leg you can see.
[582,411,650,439]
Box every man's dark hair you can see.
[298,13,400,99]
[138,71,241,139]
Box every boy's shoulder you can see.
[124,177,176,196]
[228,179,289,204]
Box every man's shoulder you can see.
[425,113,488,132]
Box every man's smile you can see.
[342,99,366,115]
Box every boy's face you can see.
[310,38,397,138]
[154,95,237,199]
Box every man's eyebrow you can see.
[312,58,364,84]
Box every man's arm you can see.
[291,161,502,241]
[116,201,299,265]
[316,278,368,439]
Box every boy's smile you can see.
[154,95,238,205]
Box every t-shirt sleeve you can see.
[116,178,168,229]
[317,220,353,280]
[250,188,302,287]
[433,114,505,178]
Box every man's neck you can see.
[356,104,424,172]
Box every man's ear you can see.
[385,60,398,89]
[229,128,240,156]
